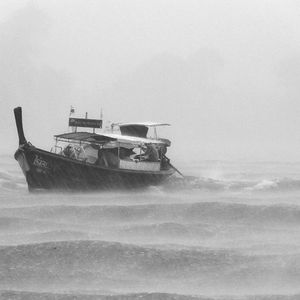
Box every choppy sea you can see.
[1,154,300,300]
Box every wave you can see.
[163,176,300,192]
[0,216,52,231]
[0,218,297,250]
[1,240,300,292]
[2,290,300,300]
[2,202,300,226]
[0,291,208,300]
[117,222,214,239]
[0,229,89,246]
[0,169,26,190]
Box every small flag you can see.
[70,106,75,115]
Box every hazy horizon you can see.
[1,0,300,162]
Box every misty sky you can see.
[0,0,300,161]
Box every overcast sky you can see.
[1,0,300,161]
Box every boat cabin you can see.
[52,119,171,172]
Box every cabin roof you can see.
[55,132,170,147]
[117,123,170,138]
[118,122,170,127]
[55,132,107,141]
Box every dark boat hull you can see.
[15,143,174,191]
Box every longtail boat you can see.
[13,107,175,191]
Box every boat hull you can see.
[15,144,174,191]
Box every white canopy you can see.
[55,131,170,147]
[117,122,170,127]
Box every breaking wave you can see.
[163,176,300,192]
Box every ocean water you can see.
[1,154,300,300]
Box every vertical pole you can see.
[118,142,120,168]
[68,106,74,133]
[159,148,162,170]
[139,145,142,161]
